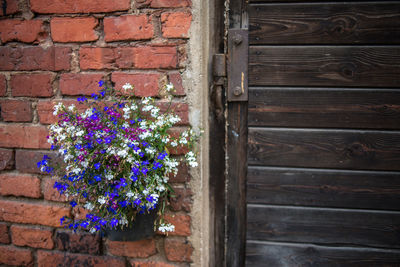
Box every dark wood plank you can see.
[246,241,400,266]
[249,3,400,44]
[227,102,248,267]
[247,166,400,210]
[247,205,400,248]
[248,128,400,171]
[249,46,400,87]
[248,88,400,129]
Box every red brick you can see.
[16,150,57,174]
[0,125,49,149]
[10,73,53,97]
[0,19,45,43]
[60,73,104,96]
[31,0,130,14]
[0,223,10,244]
[51,17,99,43]
[158,214,190,236]
[55,230,100,254]
[169,162,189,183]
[37,100,89,124]
[107,239,157,258]
[11,225,54,249]
[134,46,177,69]
[168,73,185,96]
[43,178,68,202]
[150,0,191,8]
[0,245,33,266]
[170,187,192,212]
[161,12,192,38]
[104,15,154,42]
[37,250,125,267]
[0,74,5,96]
[111,72,160,97]
[130,261,175,267]
[164,238,193,262]
[0,173,41,198]
[0,46,71,71]
[0,99,32,122]
[80,47,135,70]
[0,0,19,15]
[0,200,70,227]
[0,148,14,171]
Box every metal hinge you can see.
[211,54,226,121]
[227,29,248,102]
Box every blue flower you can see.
[70,201,77,207]
[94,163,101,170]
[141,167,148,176]
[129,120,136,124]
[77,97,87,102]
[110,218,118,227]
[139,152,145,157]
[60,216,66,225]
[75,144,82,149]
[94,175,102,182]
[80,221,89,228]
[131,175,138,182]
[96,138,103,144]
[98,80,104,87]
[134,198,141,206]
[152,162,163,170]
[157,151,167,160]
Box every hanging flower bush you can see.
[37,81,199,234]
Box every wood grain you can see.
[248,128,400,171]
[246,241,400,266]
[247,205,400,248]
[249,3,400,44]
[248,88,400,129]
[249,46,400,87]
[247,166,400,210]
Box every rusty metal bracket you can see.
[227,29,248,102]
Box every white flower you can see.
[68,104,76,112]
[122,83,133,91]
[170,141,178,147]
[158,223,175,233]
[126,191,135,198]
[166,83,174,92]
[84,202,94,211]
[53,102,64,116]
[98,197,106,204]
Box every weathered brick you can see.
[158,214,190,236]
[31,0,130,14]
[0,74,5,96]
[0,125,49,149]
[104,15,154,42]
[158,101,189,125]
[0,223,10,244]
[80,47,135,70]
[60,73,104,96]
[129,261,175,267]
[164,238,193,262]
[55,230,100,254]
[10,73,53,97]
[0,99,32,122]
[161,12,192,38]
[37,250,126,267]
[11,225,54,249]
[37,100,88,124]
[107,239,157,258]
[0,0,19,15]
[134,46,177,69]
[150,0,191,8]
[168,72,185,96]
[43,178,68,202]
[0,200,70,227]
[170,187,192,212]
[0,19,45,43]
[0,245,33,266]
[16,150,57,174]
[51,17,99,43]
[169,162,189,183]
[0,46,71,71]
[111,72,160,97]
[0,173,41,198]
[0,149,13,171]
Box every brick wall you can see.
[0,0,194,266]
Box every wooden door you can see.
[226,1,400,266]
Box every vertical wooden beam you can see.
[226,0,248,266]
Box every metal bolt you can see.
[233,34,243,45]
[233,86,242,96]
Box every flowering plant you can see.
[37,81,198,234]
